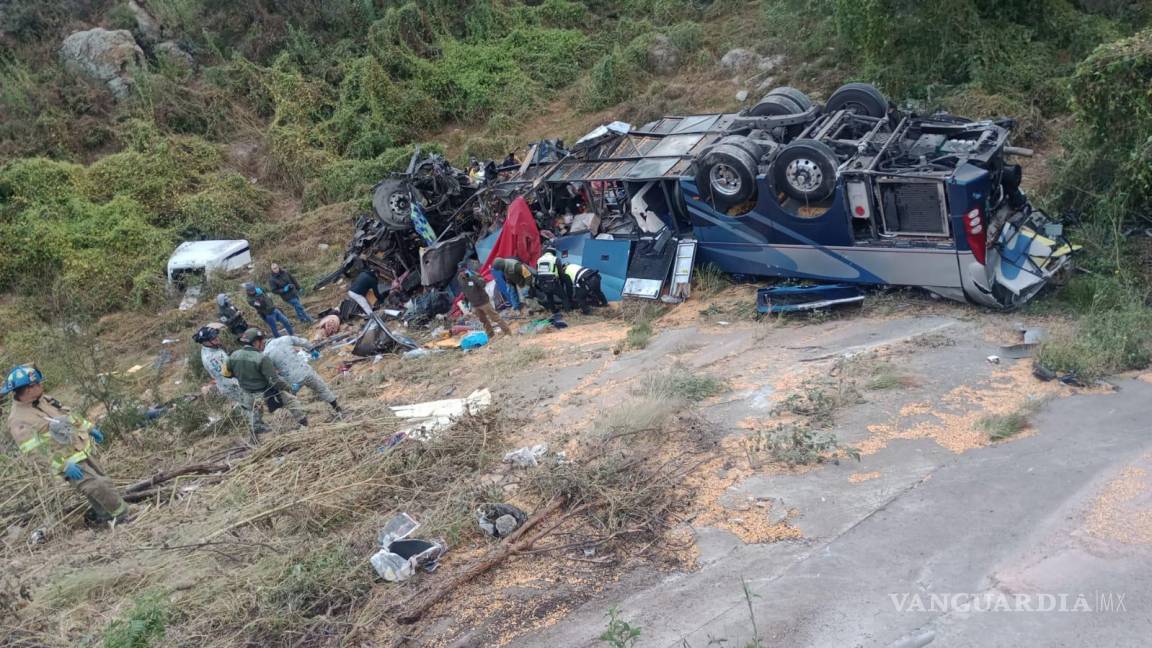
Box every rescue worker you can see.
[534,247,571,313]
[268,263,313,324]
[458,266,513,339]
[491,257,535,313]
[3,365,131,524]
[263,335,342,418]
[564,263,608,314]
[223,328,307,438]
[244,282,293,338]
[193,324,244,405]
[217,293,248,337]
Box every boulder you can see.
[758,54,784,73]
[60,28,144,100]
[719,48,759,72]
[647,34,680,75]
[155,40,194,71]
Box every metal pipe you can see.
[1003,146,1034,157]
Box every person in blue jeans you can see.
[268,263,313,323]
[491,257,534,314]
[243,282,293,337]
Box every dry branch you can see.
[124,462,231,493]
[393,497,566,625]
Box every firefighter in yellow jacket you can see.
[3,364,130,524]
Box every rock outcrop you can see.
[60,28,144,100]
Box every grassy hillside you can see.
[0,0,1150,368]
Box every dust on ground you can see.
[1083,464,1152,546]
[858,361,1071,454]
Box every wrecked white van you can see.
[166,239,252,289]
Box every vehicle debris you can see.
[370,513,445,582]
[316,83,1073,320]
[476,503,528,538]
[503,443,549,467]
[389,389,492,439]
[757,284,865,314]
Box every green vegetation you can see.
[979,399,1047,440]
[641,368,727,402]
[865,363,917,391]
[600,606,642,648]
[102,593,171,648]
[979,410,1031,441]
[623,320,653,350]
[754,421,859,467]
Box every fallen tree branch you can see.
[392,497,566,625]
[124,462,231,494]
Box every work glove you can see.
[310,349,321,360]
[63,462,83,482]
[291,383,301,394]
[89,428,105,444]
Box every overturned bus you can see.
[499,82,1074,308]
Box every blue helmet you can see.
[1,364,44,396]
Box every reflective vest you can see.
[537,252,560,277]
[565,263,594,284]
[7,396,94,475]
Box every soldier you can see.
[224,328,308,440]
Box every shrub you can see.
[582,48,647,111]
[1066,28,1152,211]
[303,157,395,209]
[666,20,704,52]
[536,0,589,27]
[174,172,273,238]
[82,135,222,211]
[0,158,84,213]
[1035,276,1152,381]
[102,593,171,648]
[263,126,337,193]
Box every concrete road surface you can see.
[515,318,1152,648]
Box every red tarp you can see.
[479,196,541,279]
[450,197,541,318]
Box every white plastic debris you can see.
[389,389,492,440]
[503,443,549,467]
[369,513,445,582]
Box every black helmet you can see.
[193,325,219,345]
